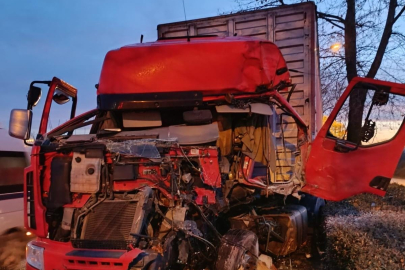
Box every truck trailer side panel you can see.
[157,2,321,181]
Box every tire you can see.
[299,193,325,226]
[215,229,259,270]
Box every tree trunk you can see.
[346,0,398,143]
[367,0,398,78]
[345,0,362,143]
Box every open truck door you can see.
[303,77,405,201]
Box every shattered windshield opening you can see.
[51,103,304,184]
[102,139,177,159]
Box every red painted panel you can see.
[24,146,48,237]
[194,187,216,205]
[198,148,221,188]
[28,238,143,270]
[97,37,290,96]
[304,77,405,201]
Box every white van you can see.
[0,127,30,234]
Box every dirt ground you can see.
[0,229,33,270]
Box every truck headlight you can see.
[26,242,44,270]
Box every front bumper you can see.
[27,238,145,270]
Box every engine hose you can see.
[103,164,114,199]
[184,231,217,252]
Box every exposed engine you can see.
[39,104,310,270]
[41,138,309,270]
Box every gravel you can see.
[322,183,405,270]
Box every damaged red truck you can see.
[8,2,405,270]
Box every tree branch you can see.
[366,0,398,78]
[392,31,405,38]
[379,66,405,83]
[393,5,405,24]
[317,11,345,23]
[322,58,345,71]
[319,16,345,30]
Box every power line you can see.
[182,0,187,21]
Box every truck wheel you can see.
[215,229,259,270]
[300,193,325,226]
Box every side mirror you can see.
[9,109,32,140]
[27,85,42,109]
[53,89,70,105]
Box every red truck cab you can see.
[9,36,405,270]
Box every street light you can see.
[330,42,342,53]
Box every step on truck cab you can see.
[8,4,405,270]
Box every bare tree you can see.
[236,0,405,142]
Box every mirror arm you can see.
[70,96,77,120]
[24,80,51,144]
[23,109,34,146]
[67,96,78,136]
[364,103,374,122]
[27,81,51,109]
[24,139,33,147]
[29,81,51,89]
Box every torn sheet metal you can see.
[97,36,290,96]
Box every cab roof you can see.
[97,36,289,96]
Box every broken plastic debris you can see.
[102,139,176,158]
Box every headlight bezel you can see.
[26,242,44,270]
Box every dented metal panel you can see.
[97,37,290,96]
[157,2,321,182]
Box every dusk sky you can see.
[0,0,237,131]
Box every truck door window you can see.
[327,84,405,146]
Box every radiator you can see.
[72,187,152,250]
[82,201,138,240]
